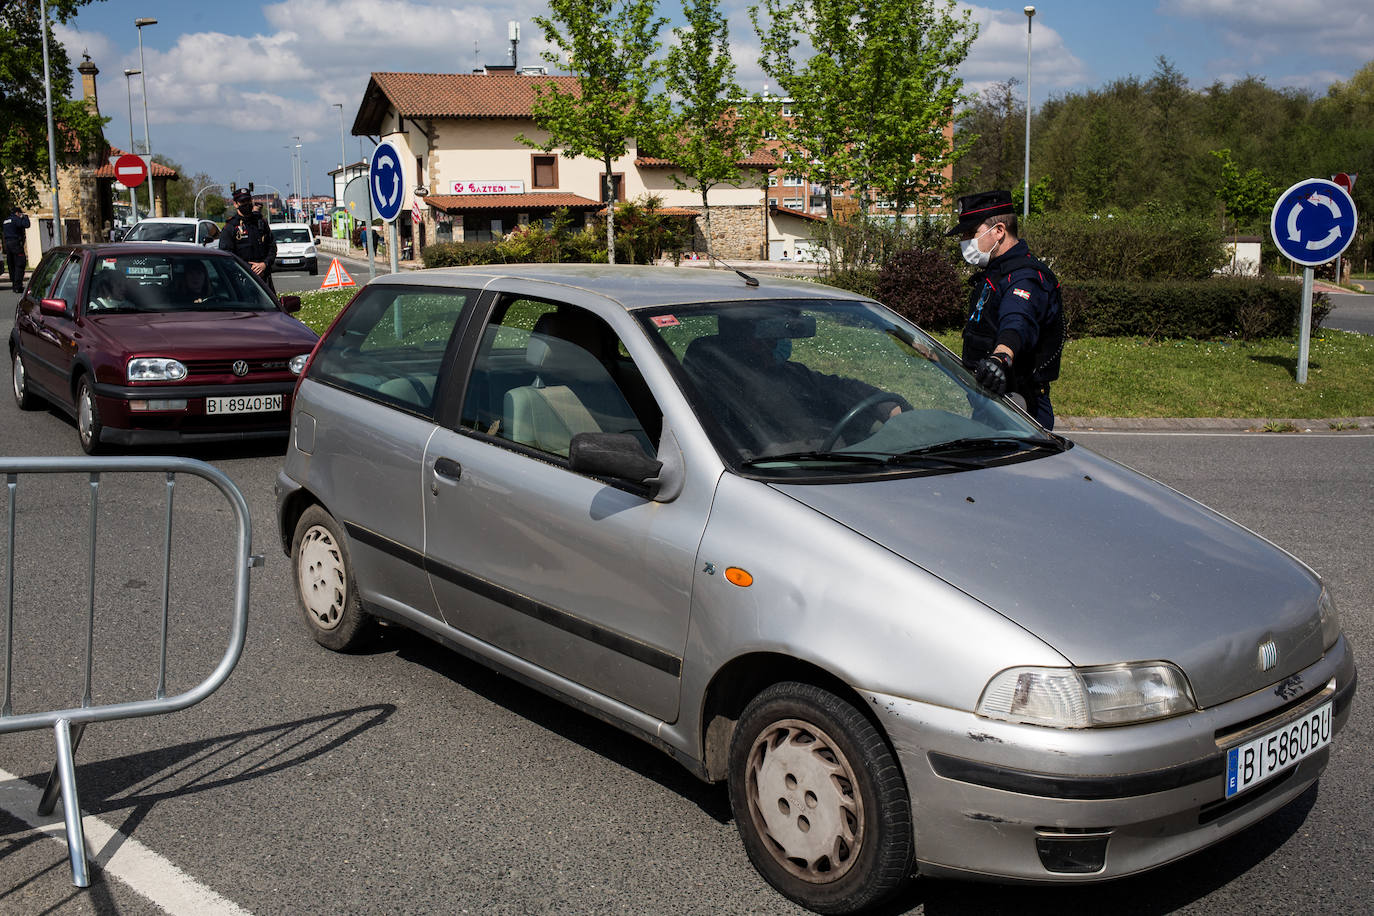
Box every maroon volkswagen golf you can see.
[9,243,319,454]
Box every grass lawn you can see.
[298,287,1374,419]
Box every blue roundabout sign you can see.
[1270,179,1358,267]
[369,141,405,223]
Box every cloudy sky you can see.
[54,0,1374,208]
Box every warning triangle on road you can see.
[319,258,356,290]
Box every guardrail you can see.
[0,457,259,887]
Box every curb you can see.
[1059,416,1374,432]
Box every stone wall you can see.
[687,204,766,260]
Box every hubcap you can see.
[297,525,346,629]
[77,383,94,445]
[11,356,23,400]
[746,719,863,884]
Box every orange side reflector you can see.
[725,567,753,587]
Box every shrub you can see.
[496,224,560,263]
[1067,278,1330,340]
[817,268,881,299]
[874,248,966,330]
[1025,210,1228,282]
[421,241,500,268]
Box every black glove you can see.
[974,353,1012,395]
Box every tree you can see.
[521,0,666,264]
[658,0,770,259]
[953,78,1023,192]
[753,0,975,223]
[152,157,225,219]
[0,0,107,212]
[1211,148,1277,232]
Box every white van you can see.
[271,223,318,275]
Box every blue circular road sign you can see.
[1270,179,1358,267]
[369,141,405,222]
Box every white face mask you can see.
[960,225,997,267]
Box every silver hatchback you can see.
[275,264,1355,913]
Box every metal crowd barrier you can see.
[0,456,259,887]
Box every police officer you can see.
[219,187,276,290]
[947,189,1064,429]
[3,206,31,293]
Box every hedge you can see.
[1023,210,1228,282]
[1063,277,1330,340]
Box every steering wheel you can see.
[820,392,913,452]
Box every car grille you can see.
[182,358,292,380]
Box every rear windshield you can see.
[125,222,195,242]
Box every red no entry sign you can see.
[113,153,149,188]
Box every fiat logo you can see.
[232,360,249,377]
[1257,641,1278,672]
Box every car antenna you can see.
[706,252,759,287]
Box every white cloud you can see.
[1160,0,1374,64]
[958,4,1089,98]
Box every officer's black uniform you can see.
[219,198,277,291]
[3,207,31,293]
[962,239,1064,428]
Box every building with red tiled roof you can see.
[348,67,777,258]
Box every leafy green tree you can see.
[753,0,975,222]
[1,0,108,211]
[1211,148,1277,232]
[657,0,770,259]
[521,0,666,264]
[953,78,1023,192]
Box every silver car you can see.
[275,264,1355,914]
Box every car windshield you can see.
[272,228,312,244]
[125,222,196,242]
[641,298,1060,478]
[85,252,279,313]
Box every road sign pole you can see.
[389,222,399,274]
[1297,267,1313,384]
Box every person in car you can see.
[684,312,903,455]
[178,260,218,304]
[219,187,277,290]
[89,270,135,311]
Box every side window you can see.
[307,285,472,418]
[27,251,69,299]
[51,254,85,305]
[460,297,662,460]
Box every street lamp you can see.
[123,68,142,224]
[332,102,347,208]
[292,136,302,220]
[135,17,157,215]
[1023,6,1035,221]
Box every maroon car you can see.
[9,243,319,453]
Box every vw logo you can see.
[1257,641,1279,672]
[232,360,249,377]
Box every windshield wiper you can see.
[899,435,1063,459]
[741,450,890,468]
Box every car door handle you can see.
[433,457,462,481]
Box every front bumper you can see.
[871,636,1356,882]
[91,379,296,445]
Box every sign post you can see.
[111,154,150,225]
[1269,179,1358,384]
[342,174,376,282]
[369,141,404,276]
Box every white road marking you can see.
[0,769,250,915]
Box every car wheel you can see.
[291,505,375,651]
[728,682,913,914]
[308,260,318,276]
[11,351,40,410]
[76,376,105,455]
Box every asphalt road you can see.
[0,286,1371,915]
[1325,288,1374,336]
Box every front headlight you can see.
[127,357,188,382]
[1319,587,1341,649]
[977,662,1196,728]
[288,353,311,375]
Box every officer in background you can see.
[219,187,276,290]
[3,206,31,293]
[947,189,1064,429]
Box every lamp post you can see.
[135,17,157,215]
[39,0,63,245]
[333,103,347,208]
[123,68,142,224]
[292,136,302,221]
[1023,6,1035,221]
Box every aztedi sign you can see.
[450,180,525,195]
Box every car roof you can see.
[371,264,861,311]
[130,217,202,224]
[271,222,313,229]
[49,243,238,259]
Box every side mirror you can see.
[279,294,302,314]
[39,298,70,318]
[569,433,663,490]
